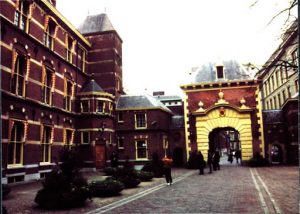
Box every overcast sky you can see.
[57,0,296,96]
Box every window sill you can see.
[39,162,52,166]
[7,164,24,169]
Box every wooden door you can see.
[95,145,106,169]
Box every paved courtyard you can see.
[3,161,299,214]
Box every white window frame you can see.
[135,140,148,160]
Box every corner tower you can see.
[78,14,124,99]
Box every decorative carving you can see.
[216,91,228,104]
[240,97,249,109]
[196,101,205,112]
[219,107,226,117]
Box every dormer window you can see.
[216,65,224,79]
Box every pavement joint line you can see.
[250,168,269,214]
[254,168,282,214]
[86,170,196,214]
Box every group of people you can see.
[197,150,220,175]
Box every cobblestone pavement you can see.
[2,163,299,214]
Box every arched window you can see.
[63,73,74,111]
[41,61,55,105]
[11,46,28,97]
[44,18,56,50]
[8,120,27,166]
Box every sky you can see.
[56,0,297,96]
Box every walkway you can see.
[2,164,298,213]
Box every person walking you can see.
[213,150,220,170]
[162,155,173,185]
[110,151,119,168]
[207,150,213,173]
[235,149,241,164]
[228,150,233,164]
[197,151,205,175]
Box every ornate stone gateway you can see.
[181,80,265,163]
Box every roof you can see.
[116,95,173,113]
[170,116,184,129]
[262,110,283,124]
[155,95,182,102]
[78,14,115,34]
[193,59,253,83]
[80,79,104,93]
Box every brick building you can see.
[256,20,298,164]
[1,0,185,183]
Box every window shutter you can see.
[63,128,66,144]
[8,120,15,142]
[40,124,44,143]
[23,121,28,142]
[51,126,54,144]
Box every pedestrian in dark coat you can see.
[162,156,173,185]
[228,150,233,164]
[235,149,241,163]
[207,150,213,173]
[213,150,220,170]
[197,151,205,175]
[110,151,119,168]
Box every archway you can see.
[195,107,254,161]
[208,127,240,154]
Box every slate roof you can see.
[262,110,283,124]
[80,79,104,93]
[194,59,252,83]
[155,95,182,102]
[78,14,115,34]
[170,116,184,129]
[116,95,173,113]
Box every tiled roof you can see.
[78,14,115,34]
[155,95,182,102]
[262,110,283,124]
[116,95,173,113]
[80,79,104,93]
[194,59,252,83]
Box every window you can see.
[44,21,55,50]
[270,99,273,109]
[118,137,124,149]
[118,112,124,122]
[270,76,274,91]
[282,90,286,102]
[77,46,86,72]
[64,78,73,111]
[216,65,224,79]
[266,101,269,110]
[277,94,281,107]
[65,35,73,63]
[135,113,146,128]
[8,121,24,165]
[42,67,53,105]
[278,70,282,85]
[81,100,89,112]
[295,79,299,92]
[287,86,291,98]
[14,0,29,31]
[273,97,277,109]
[97,101,104,113]
[41,125,52,163]
[81,131,90,144]
[274,71,278,88]
[136,140,147,159]
[292,48,298,67]
[64,129,73,149]
[11,54,26,96]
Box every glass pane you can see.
[15,142,22,164]
[8,143,14,164]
